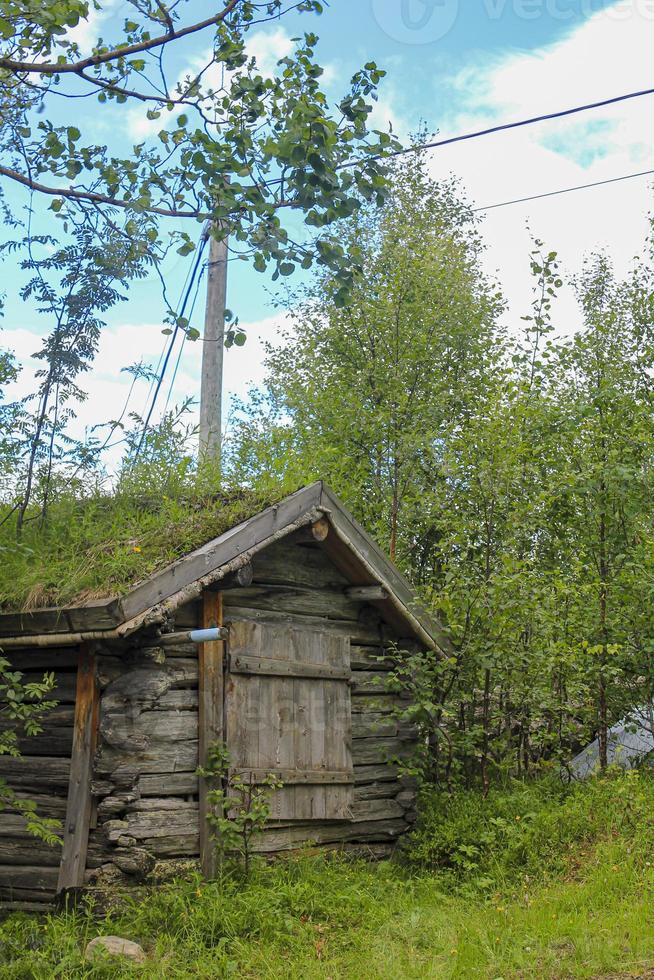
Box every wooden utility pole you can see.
[199,230,228,463]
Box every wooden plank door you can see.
[225,622,354,821]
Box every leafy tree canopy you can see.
[228,144,505,559]
[0,0,397,287]
[227,152,654,787]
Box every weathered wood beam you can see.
[352,737,414,765]
[219,605,383,644]
[5,649,79,671]
[95,740,198,776]
[138,772,198,796]
[198,592,224,880]
[57,645,99,893]
[230,768,353,786]
[293,517,330,543]
[0,756,71,791]
[0,865,60,890]
[249,818,407,852]
[229,654,350,681]
[208,563,254,590]
[344,586,388,601]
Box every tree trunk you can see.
[480,667,491,797]
[598,467,609,770]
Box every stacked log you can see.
[0,649,76,909]
[88,641,201,881]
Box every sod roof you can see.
[0,486,285,613]
[0,483,450,653]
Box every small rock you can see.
[112,847,156,879]
[85,936,146,964]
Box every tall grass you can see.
[0,484,285,611]
[2,771,654,978]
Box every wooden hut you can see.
[0,483,450,909]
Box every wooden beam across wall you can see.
[344,586,388,601]
[198,591,224,879]
[57,644,99,894]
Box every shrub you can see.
[404,769,654,892]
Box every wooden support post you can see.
[198,591,224,879]
[57,644,99,893]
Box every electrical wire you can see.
[139,245,198,420]
[121,86,654,462]
[134,232,209,457]
[161,263,207,418]
[348,84,654,170]
[472,166,654,213]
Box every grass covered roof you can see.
[0,486,288,613]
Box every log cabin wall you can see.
[0,493,431,902]
[186,530,418,857]
[0,534,420,903]
[0,648,78,909]
[87,636,201,884]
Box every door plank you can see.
[230,655,350,680]
[225,624,353,823]
[230,768,353,785]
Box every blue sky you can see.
[4,0,654,461]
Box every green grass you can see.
[2,771,654,978]
[0,483,287,612]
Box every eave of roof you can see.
[0,482,451,654]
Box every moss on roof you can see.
[0,486,289,613]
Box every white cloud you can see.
[368,85,407,137]
[5,314,288,472]
[426,0,654,330]
[11,3,654,465]
[66,0,126,54]
[247,27,294,75]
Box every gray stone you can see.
[84,936,146,964]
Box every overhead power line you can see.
[140,250,197,419]
[361,84,654,167]
[162,262,207,417]
[473,166,654,213]
[135,232,209,458]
